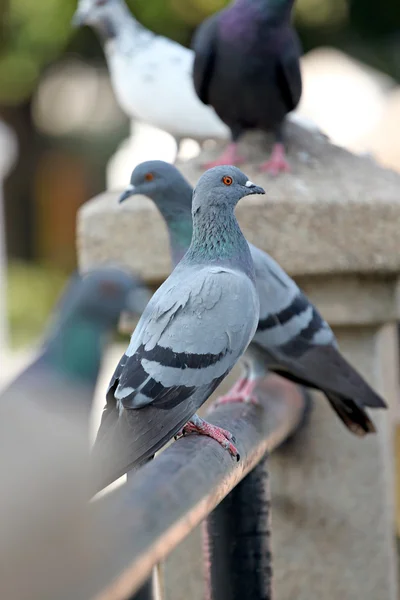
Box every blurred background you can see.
[1,0,400,347]
[0,0,400,587]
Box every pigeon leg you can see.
[175,414,239,460]
[259,142,290,175]
[204,142,246,168]
[215,377,260,406]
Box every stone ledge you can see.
[77,122,400,282]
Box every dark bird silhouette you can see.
[192,0,302,174]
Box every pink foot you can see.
[215,378,260,407]
[259,142,290,176]
[175,415,239,461]
[204,143,245,168]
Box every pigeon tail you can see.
[326,393,377,436]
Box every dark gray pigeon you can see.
[117,160,387,439]
[0,266,150,600]
[92,166,262,490]
[192,0,302,174]
[0,266,148,422]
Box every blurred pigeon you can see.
[0,266,151,600]
[192,0,302,174]
[118,160,387,437]
[92,166,262,489]
[0,267,149,421]
[71,0,229,149]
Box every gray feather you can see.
[113,264,258,407]
[93,166,262,487]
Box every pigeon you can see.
[118,160,387,437]
[192,0,302,174]
[0,267,151,600]
[71,0,229,149]
[92,166,262,489]
[0,267,149,421]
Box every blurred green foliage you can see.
[0,0,228,104]
[7,261,131,347]
[7,261,67,347]
[2,0,399,105]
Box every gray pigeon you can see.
[0,267,148,421]
[192,0,302,174]
[92,166,262,490]
[0,267,150,600]
[118,160,387,437]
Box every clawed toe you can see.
[175,415,240,460]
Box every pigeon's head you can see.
[72,0,122,29]
[119,160,192,208]
[192,166,265,214]
[73,267,150,325]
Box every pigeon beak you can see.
[71,10,86,27]
[244,180,265,196]
[119,184,136,204]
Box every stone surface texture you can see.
[270,324,398,600]
[78,122,400,283]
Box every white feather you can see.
[74,0,229,139]
[105,34,229,140]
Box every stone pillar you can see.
[270,277,399,600]
[77,122,400,600]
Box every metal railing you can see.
[1,376,308,600]
[91,376,307,600]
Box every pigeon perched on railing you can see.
[192,0,302,173]
[118,160,387,437]
[92,166,263,488]
[71,0,229,149]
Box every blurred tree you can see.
[1,0,400,106]
[0,0,77,103]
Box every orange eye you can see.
[222,176,233,186]
[145,173,154,182]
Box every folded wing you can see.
[92,265,259,489]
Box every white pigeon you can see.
[72,0,229,145]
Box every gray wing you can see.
[249,245,386,435]
[192,14,220,105]
[249,244,334,352]
[91,380,225,492]
[91,266,259,490]
[113,265,258,410]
